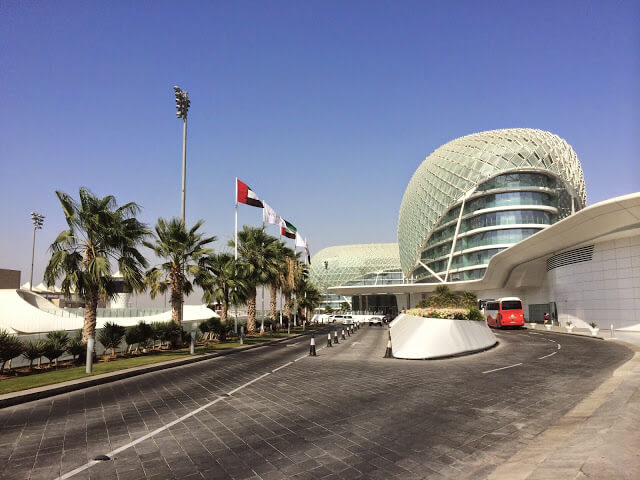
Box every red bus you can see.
[485,297,525,328]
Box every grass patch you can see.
[0,328,316,395]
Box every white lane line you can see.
[285,342,301,347]
[538,351,557,360]
[482,363,523,374]
[56,333,333,480]
[227,372,271,395]
[529,332,541,335]
[55,395,227,479]
[272,362,293,372]
[548,339,556,343]
[350,342,360,348]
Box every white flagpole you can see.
[234,177,238,334]
[293,244,297,330]
[279,229,283,328]
[261,219,265,334]
[234,177,238,261]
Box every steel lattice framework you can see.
[397,128,586,274]
[309,243,401,292]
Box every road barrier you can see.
[334,330,339,344]
[309,334,316,356]
[384,334,393,358]
[341,329,346,340]
[327,332,332,347]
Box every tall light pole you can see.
[174,85,190,223]
[29,212,45,291]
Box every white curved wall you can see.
[0,289,217,334]
[389,314,497,359]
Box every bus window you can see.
[501,300,522,310]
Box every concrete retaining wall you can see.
[389,314,497,359]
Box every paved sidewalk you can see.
[488,340,640,480]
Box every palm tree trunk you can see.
[270,285,277,320]
[221,302,228,324]
[171,287,183,325]
[83,288,99,343]
[247,287,257,335]
[284,293,292,323]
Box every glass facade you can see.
[398,128,586,274]
[413,171,567,282]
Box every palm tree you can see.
[267,241,287,325]
[45,188,149,343]
[280,248,302,325]
[298,281,322,322]
[200,252,248,325]
[229,226,280,335]
[145,218,215,326]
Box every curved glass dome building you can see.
[309,243,402,311]
[398,128,586,283]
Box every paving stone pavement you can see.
[0,326,633,480]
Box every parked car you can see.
[329,314,354,325]
[368,316,383,326]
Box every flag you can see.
[295,232,306,248]
[262,201,280,225]
[305,239,311,264]
[280,226,296,239]
[279,217,297,238]
[236,179,263,208]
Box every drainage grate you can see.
[546,245,594,271]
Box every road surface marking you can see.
[285,342,300,347]
[227,372,271,395]
[538,351,558,360]
[350,342,360,348]
[55,395,227,479]
[294,354,307,362]
[529,332,541,335]
[272,362,293,372]
[557,344,561,350]
[482,363,523,374]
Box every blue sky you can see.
[1,1,639,287]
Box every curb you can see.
[0,328,326,409]
[525,326,605,340]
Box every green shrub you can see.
[467,307,484,321]
[42,331,69,368]
[98,322,126,357]
[66,331,86,363]
[589,321,598,328]
[416,286,477,309]
[0,329,24,374]
[22,339,46,370]
[125,325,142,352]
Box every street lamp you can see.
[173,85,190,223]
[29,212,45,291]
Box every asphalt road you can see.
[0,325,632,480]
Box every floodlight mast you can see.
[173,86,190,223]
[29,212,45,292]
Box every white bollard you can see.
[86,337,94,374]
[190,331,195,355]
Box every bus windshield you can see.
[501,300,522,310]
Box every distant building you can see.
[0,269,20,289]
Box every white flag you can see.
[295,232,306,248]
[262,201,280,225]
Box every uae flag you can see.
[236,179,263,208]
[280,218,297,239]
